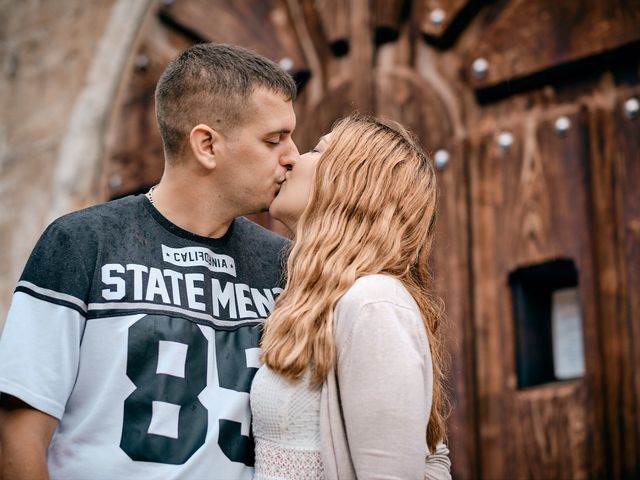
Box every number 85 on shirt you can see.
[120,314,260,466]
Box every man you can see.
[0,43,298,479]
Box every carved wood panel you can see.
[470,108,605,479]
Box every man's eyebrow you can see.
[265,128,293,135]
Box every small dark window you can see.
[509,259,585,389]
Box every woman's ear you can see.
[189,124,220,170]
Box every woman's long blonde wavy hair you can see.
[261,115,449,450]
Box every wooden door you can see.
[104,1,640,478]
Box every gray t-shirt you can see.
[0,194,289,480]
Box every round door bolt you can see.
[109,174,123,190]
[472,58,489,80]
[429,8,446,27]
[278,57,294,72]
[554,116,571,135]
[134,54,149,71]
[497,131,514,150]
[434,149,450,170]
[624,97,639,119]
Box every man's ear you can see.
[189,124,221,170]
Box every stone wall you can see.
[0,0,152,332]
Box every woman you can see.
[250,115,451,479]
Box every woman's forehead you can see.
[317,133,332,146]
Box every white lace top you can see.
[250,365,324,480]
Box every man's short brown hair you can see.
[155,43,297,159]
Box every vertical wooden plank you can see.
[433,139,477,480]
[617,90,640,480]
[587,86,640,479]
[513,384,589,479]
[470,125,514,480]
[350,0,374,113]
[312,0,350,55]
[371,0,406,43]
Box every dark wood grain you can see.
[467,0,640,89]
[371,0,405,42]
[105,10,193,199]
[160,0,309,76]
[312,0,350,55]
[587,85,640,479]
[431,138,477,480]
[512,383,589,479]
[470,108,605,479]
[294,79,354,152]
[418,0,472,37]
[349,0,374,113]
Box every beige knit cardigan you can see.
[319,275,452,480]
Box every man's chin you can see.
[242,203,270,217]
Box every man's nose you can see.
[280,138,299,168]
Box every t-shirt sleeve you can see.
[0,221,90,419]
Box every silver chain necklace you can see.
[146,185,157,205]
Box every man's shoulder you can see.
[234,217,291,251]
[50,195,142,234]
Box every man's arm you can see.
[0,395,58,480]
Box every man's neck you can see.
[149,178,234,239]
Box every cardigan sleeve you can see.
[335,299,430,480]
[424,442,452,480]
